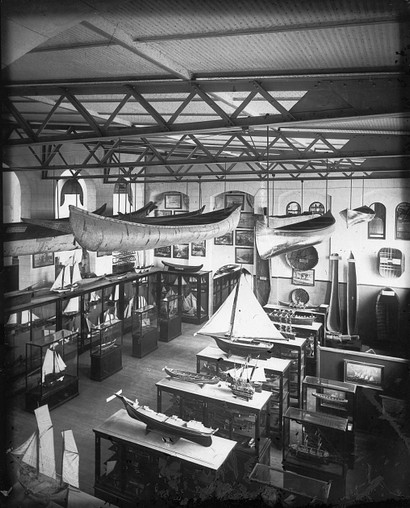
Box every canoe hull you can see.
[326,254,341,334]
[69,205,240,252]
[4,232,78,257]
[347,253,358,335]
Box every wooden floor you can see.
[6,322,410,507]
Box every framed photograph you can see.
[235,229,254,247]
[32,252,54,268]
[155,209,172,217]
[344,360,384,390]
[154,245,171,258]
[173,244,189,259]
[214,231,233,246]
[238,212,254,229]
[235,247,254,265]
[225,193,244,210]
[191,241,206,257]
[165,193,182,209]
[292,269,315,286]
[97,251,111,257]
[174,210,187,215]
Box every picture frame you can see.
[191,241,206,257]
[173,244,189,259]
[292,269,315,286]
[235,229,254,247]
[235,247,254,265]
[238,212,254,229]
[343,359,384,390]
[164,193,182,209]
[32,252,54,268]
[214,231,233,246]
[154,245,171,258]
[225,193,245,210]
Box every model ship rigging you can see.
[163,366,220,386]
[42,347,67,386]
[196,270,286,357]
[108,391,217,447]
[288,433,330,464]
[9,404,79,504]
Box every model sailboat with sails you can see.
[50,256,82,293]
[195,270,286,357]
[9,404,79,503]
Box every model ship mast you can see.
[42,348,66,385]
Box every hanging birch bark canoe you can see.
[339,206,375,228]
[255,211,335,259]
[346,252,358,336]
[69,204,241,252]
[326,253,342,334]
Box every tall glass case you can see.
[25,329,79,412]
[159,294,182,342]
[283,407,349,480]
[180,271,210,324]
[90,319,123,381]
[131,305,158,358]
[83,288,103,351]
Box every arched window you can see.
[368,202,386,239]
[395,202,410,240]
[286,201,301,215]
[309,201,325,215]
[113,178,133,215]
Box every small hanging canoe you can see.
[339,206,375,228]
[162,261,204,272]
[69,204,241,252]
[256,211,336,259]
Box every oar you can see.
[106,389,122,403]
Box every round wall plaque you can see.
[286,246,319,270]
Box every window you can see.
[309,201,325,215]
[286,201,301,215]
[368,202,386,239]
[395,202,410,240]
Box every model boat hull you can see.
[164,366,219,385]
[69,204,241,252]
[162,261,204,272]
[116,395,216,447]
[255,211,335,259]
[339,206,375,228]
[212,335,275,357]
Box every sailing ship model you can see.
[42,347,67,387]
[50,256,82,293]
[224,362,256,400]
[9,404,79,504]
[163,366,220,386]
[195,270,286,358]
[288,433,330,464]
[109,391,218,447]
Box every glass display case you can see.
[122,278,135,333]
[131,305,159,358]
[25,328,79,412]
[83,288,103,352]
[89,319,123,381]
[213,266,241,312]
[283,407,349,481]
[180,271,210,324]
[159,294,182,342]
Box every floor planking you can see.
[6,321,410,505]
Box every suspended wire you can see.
[349,178,353,210]
[362,178,365,206]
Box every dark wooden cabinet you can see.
[89,319,123,381]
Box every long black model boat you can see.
[114,393,217,447]
[162,261,204,272]
[163,366,219,385]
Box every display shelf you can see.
[283,407,349,481]
[131,304,159,357]
[93,409,236,507]
[213,266,241,312]
[25,328,79,412]
[89,319,123,381]
[156,377,271,465]
[196,345,290,446]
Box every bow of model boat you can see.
[339,206,375,228]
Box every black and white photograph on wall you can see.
[164,193,182,209]
[237,212,254,229]
[214,232,233,246]
[32,252,54,268]
[173,244,189,259]
[235,229,254,247]
[191,241,206,257]
[292,269,315,286]
[225,193,244,210]
[235,247,254,265]
[154,246,171,258]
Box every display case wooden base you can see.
[132,328,159,358]
[25,374,79,412]
[90,346,122,381]
[159,316,181,342]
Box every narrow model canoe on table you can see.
[69,204,241,252]
[162,260,204,272]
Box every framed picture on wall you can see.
[235,247,254,265]
[225,193,244,210]
[214,232,233,246]
[238,212,254,229]
[235,229,254,247]
[344,360,384,390]
[292,269,315,286]
[154,246,171,258]
[32,252,54,268]
[165,193,182,209]
[191,241,206,257]
[173,244,189,259]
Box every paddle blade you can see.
[106,389,122,403]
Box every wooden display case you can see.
[156,377,271,472]
[93,409,237,507]
[196,345,290,447]
[159,294,182,342]
[25,328,79,412]
[89,319,123,381]
[180,271,210,324]
[283,407,349,490]
[131,304,159,357]
[213,266,241,312]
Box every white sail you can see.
[63,296,79,315]
[62,266,72,288]
[13,432,38,469]
[35,405,56,479]
[61,430,79,488]
[7,309,40,325]
[71,261,82,286]
[42,349,67,383]
[51,268,65,292]
[251,366,266,382]
[197,272,284,341]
